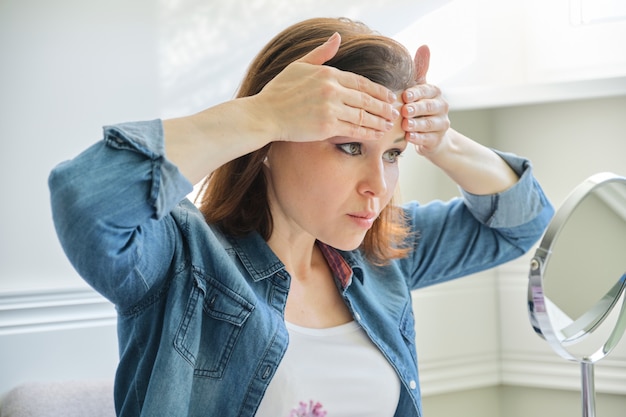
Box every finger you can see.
[336,68,398,105]
[402,45,431,104]
[414,45,430,84]
[358,108,365,127]
[402,83,441,108]
[339,81,400,123]
[340,104,396,134]
[408,84,442,101]
[298,35,396,105]
[406,131,442,151]
[339,121,388,141]
[403,114,450,135]
[413,143,433,156]
[298,32,341,66]
[403,94,448,119]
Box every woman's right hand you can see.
[164,33,399,185]
[253,32,400,144]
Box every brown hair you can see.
[197,17,416,264]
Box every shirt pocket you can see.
[174,269,254,378]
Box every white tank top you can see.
[255,320,401,417]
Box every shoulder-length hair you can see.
[197,17,416,265]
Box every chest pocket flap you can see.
[175,270,255,378]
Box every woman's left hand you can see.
[401,45,451,155]
[401,46,519,194]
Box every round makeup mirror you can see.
[528,172,626,417]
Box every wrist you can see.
[238,95,279,146]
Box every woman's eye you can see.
[337,143,362,156]
[383,149,403,163]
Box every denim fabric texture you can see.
[49,120,554,417]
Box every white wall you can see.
[0,0,160,292]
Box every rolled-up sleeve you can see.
[49,120,193,306]
[402,151,554,289]
[461,150,547,228]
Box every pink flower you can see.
[288,400,327,417]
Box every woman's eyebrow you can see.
[394,136,406,143]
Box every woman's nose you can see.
[358,160,388,196]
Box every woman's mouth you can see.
[347,212,377,229]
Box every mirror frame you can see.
[528,172,626,363]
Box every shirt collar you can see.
[225,230,361,288]
[317,241,358,289]
[226,231,286,282]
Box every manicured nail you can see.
[391,108,400,119]
[324,33,340,45]
[408,119,416,129]
[385,121,394,131]
[405,91,414,101]
[388,91,397,102]
[406,105,415,115]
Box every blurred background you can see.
[1,0,625,415]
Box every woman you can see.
[49,17,553,417]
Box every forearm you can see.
[424,128,519,195]
[164,96,272,185]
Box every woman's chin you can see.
[319,237,364,252]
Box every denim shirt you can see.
[49,120,553,417]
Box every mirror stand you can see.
[581,361,595,417]
[528,172,626,417]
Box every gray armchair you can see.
[0,380,115,417]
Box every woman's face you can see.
[265,108,407,251]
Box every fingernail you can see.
[405,91,414,101]
[408,119,416,129]
[406,105,415,115]
[391,108,400,119]
[385,121,394,131]
[325,32,340,44]
[408,132,417,141]
[388,91,397,102]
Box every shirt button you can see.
[261,365,272,380]
[409,380,417,390]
